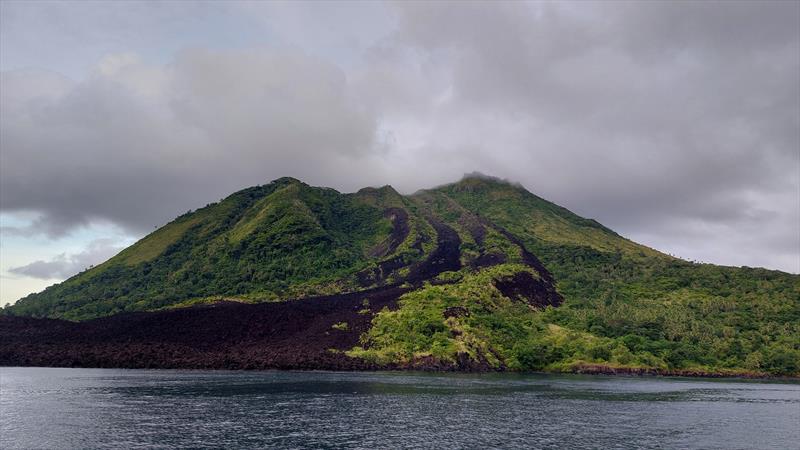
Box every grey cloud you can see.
[1,48,381,236]
[0,1,797,273]
[0,212,90,239]
[8,239,124,279]
[374,1,798,271]
[609,1,800,57]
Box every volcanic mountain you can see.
[2,174,798,376]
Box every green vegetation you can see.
[4,178,410,320]
[351,263,798,375]
[3,174,798,376]
[349,264,538,367]
[422,176,799,375]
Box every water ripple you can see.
[1,368,798,449]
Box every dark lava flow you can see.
[1,210,558,370]
[0,287,409,370]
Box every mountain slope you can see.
[7,178,412,319]
[3,174,798,376]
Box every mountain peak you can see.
[460,171,516,185]
[269,176,304,187]
[355,185,404,208]
[415,172,524,197]
[356,184,399,195]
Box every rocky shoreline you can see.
[566,363,786,380]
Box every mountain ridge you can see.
[8,173,610,320]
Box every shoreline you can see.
[2,363,797,381]
[3,308,797,381]
[564,363,794,380]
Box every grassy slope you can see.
[6,179,405,320]
[351,176,799,376]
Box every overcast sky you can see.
[1,0,798,304]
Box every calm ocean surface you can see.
[1,367,798,449]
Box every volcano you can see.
[2,174,798,376]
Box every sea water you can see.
[1,367,798,449]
